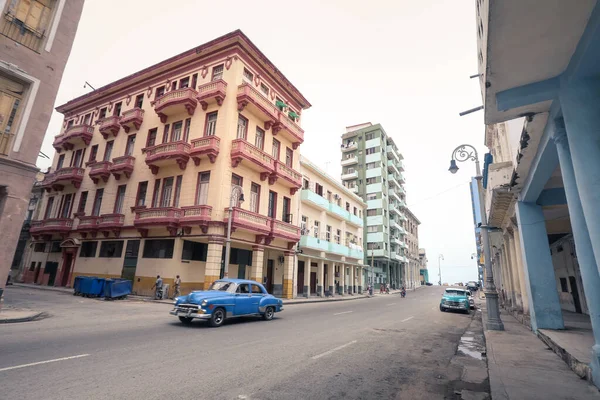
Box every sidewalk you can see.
[482,305,600,399]
[12,283,73,294]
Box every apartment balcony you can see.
[120,108,144,133]
[271,219,300,242]
[341,155,358,166]
[341,170,358,180]
[390,191,402,204]
[144,141,191,174]
[366,248,386,258]
[230,139,275,181]
[350,185,359,194]
[274,112,304,149]
[224,207,271,236]
[30,218,74,239]
[398,173,406,184]
[110,156,135,180]
[179,205,212,233]
[98,115,121,139]
[272,161,302,194]
[388,175,400,189]
[41,167,85,192]
[397,185,406,195]
[399,240,408,249]
[88,161,112,184]
[341,142,358,153]
[398,160,405,171]
[390,207,401,216]
[398,200,407,209]
[390,220,402,232]
[387,159,401,176]
[52,124,94,152]
[236,83,279,130]
[398,212,407,222]
[134,207,182,236]
[152,87,198,123]
[98,214,125,237]
[386,145,400,162]
[197,80,227,110]
[299,235,330,252]
[190,136,220,165]
[301,189,330,210]
[348,245,364,260]
[329,241,349,256]
[77,215,100,237]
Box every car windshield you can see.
[445,289,466,296]
[209,281,234,292]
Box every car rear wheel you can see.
[179,316,193,324]
[263,306,275,321]
[209,308,225,327]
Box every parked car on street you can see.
[466,281,478,292]
[171,279,283,327]
[439,288,470,313]
[466,290,475,309]
[425,282,433,286]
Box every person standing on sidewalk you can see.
[173,275,181,299]
[151,275,163,299]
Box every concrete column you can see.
[507,230,523,311]
[502,242,515,309]
[340,263,346,295]
[554,120,600,385]
[516,201,564,331]
[317,260,324,297]
[250,245,264,283]
[282,251,295,299]
[357,266,362,293]
[512,224,530,316]
[304,257,311,298]
[350,264,355,294]
[328,262,335,296]
[204,237,224,290]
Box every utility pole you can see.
[370,249,374,295]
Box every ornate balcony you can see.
[41,167,85,192]
[274,112,304,150]
[190,136,220,165]
[271,219,300,242]
[120,108,144,133]
[98,116,121,139]
[88,161,112,184]
[30,218,74,239]
[272,161,302,194]
[151,87,198,123]
[179,205,212,233]
[224,207,271,236]
[52,124,94,152]
[98,214,125,237]
[197,80,227,110]
[134,207,182,237]
[230,139,275,181]
[110,156,135,180]
[144,141,191,174]
[236,84,279,130]
[77,215,100,238]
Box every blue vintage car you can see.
[170,278,283,327]
[439,288,470,313]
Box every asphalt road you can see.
[1,285,475,400]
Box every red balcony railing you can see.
[230,139,275,181]
[88,161,112,184]
[224,207,271,235]
[76,215,100,237]
[109,156,135,179]
[271,219,300,242]
[151,87,198,123]
[180,205,212,233]
[190,136,220,165]
[134,207,182,236]
[42,167,85,191]
[197,80,227,110]
[30,218,74,238]
[98,115,121,139]
[236,84,279,130]
[52,124,94,152]
[120,108,144,133]
[272,161,302,194]
[144,141,191,174]
[274,112,304,149]
[98,214,125,237]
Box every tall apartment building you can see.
[298,156,366,297]
[0,0,85,306]
[27,30,310,298]
[340,122,407,289]
[404,207,421,289]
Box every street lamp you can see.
[224,185,245,279]
[438,254,444,286]
[448,144,504,331]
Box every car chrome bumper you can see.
[441,304,469,310]
[170,309,211,320]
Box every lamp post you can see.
[224,185,245,279]
[438,254,444,286]
[449,144,504,330]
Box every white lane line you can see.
[312,340,358,360]
[0,354,90,373]
[333,311,353,315]
[386,303,396,306]
[401,316,414,322]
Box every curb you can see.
[11,283,73,294]
[0,311,46,324]
[537,329,592,382]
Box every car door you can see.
[234,283,253,315]
[250,284,265,314]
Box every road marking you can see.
[0,354,90,373]
[386,303,396,306]
[312,340,358,360]
[401,316,414,322]
[333,311,353,315]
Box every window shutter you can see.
[25,1,43,31]
[15,0,31,21]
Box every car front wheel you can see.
[210,308,226,327]
[179,316,193,324]
[263,306,275,321]
[439,304,445,312]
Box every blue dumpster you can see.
[89,278,106,297]
[103,279,132,299]
[79,276,97,297]
[73,276,83,295]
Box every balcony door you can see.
[160,177,174,208]
[267,191,277,219]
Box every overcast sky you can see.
[38,0,485,284]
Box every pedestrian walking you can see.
[173,275,181,299]
[151,275,163,299]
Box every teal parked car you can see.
[439,288,470,313]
